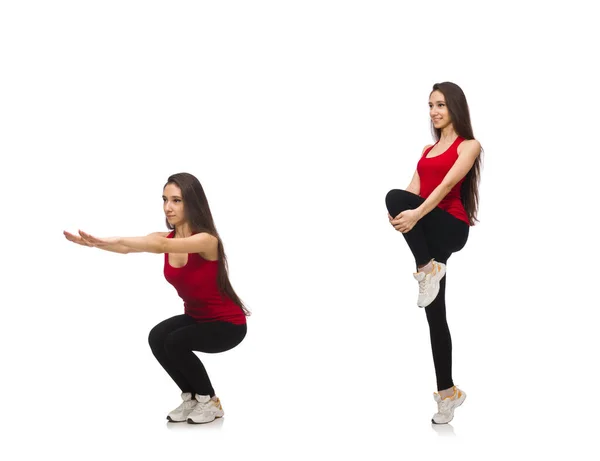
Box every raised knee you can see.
[386,189,415,213]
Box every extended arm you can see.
[79,231,218,255]
[63,230,135,254]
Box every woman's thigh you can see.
[386,189,469,256]
[148,314,196,347]
[421,208,469,255]
[165,322,247,354]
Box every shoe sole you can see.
[431,391,466,424]
[187,414,224,425]
[419,264,446,308]
[167,410,196,422]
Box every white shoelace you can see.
[418,276,429,295]
[438,398,452,413]
[191,400,211,414]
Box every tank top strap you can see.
[451,136,465,150]
[422,142,438,158]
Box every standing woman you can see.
[385,82,482,424]
[64,172,249,424]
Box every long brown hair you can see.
[164,173,250,316]
[430,82,483,225]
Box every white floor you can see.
[2,278,597,460]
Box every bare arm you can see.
[87,231,218,256]
[115,232,174,253]
[413,139,481,219]
[64,231,131,254]
[406,169,421,195]
[65,231,169,254]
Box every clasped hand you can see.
[388,209,420,233]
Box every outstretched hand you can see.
[63,230,93,247]
[388,209,421,233]
[63,230,120,248]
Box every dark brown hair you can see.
[430,82,483,225]
[164,173,250,315]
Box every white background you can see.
[1,1,598,459]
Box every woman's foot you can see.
[187,394,225,424]
[167,392,197,422]
[432,386,466,424]
[413,260,446,307]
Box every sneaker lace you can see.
[437,398,452,413]
[418,277,428,295]
[437,388,458,413]
[192,400,210,414]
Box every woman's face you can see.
[163,183,185,227]
[429,90,452,131]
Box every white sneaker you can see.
[432,386,466,424]
[187,394,225,424]
[167,392,197,422]
[413,260,446,307]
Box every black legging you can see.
[385,189,469,391]
[148,315,247,397]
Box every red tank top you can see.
[417,137,470,225]
[163,231,246,325]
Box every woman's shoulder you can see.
[190,232,219,253]
[421,144,434,156]
[190,231,218,243]
[190,232,219,261]
[457,138,481,156]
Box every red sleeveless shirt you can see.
[417,137,470,225]
[163,231,246,325]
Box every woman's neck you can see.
[174,223,192,238]
[439,126,458,144]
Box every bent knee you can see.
[386,189,419,213]
[148,324,165,350]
